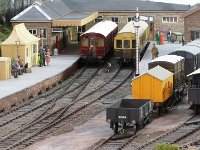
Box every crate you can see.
[0,57,11,80]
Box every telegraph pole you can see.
[134,7,140,76]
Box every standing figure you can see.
[45,49,51,65]
[167,29,172,43]
[155,30,160,45]
[42,49,46,66]
[160,31,164,45]
[39,49,43,67]
[18,55,24,68]
[151,43,158,60]
[181,36,185,46]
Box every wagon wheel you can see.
[114,123,118,134]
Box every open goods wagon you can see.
[106,96,153,134]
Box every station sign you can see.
[52,28,63,32]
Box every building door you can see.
[56,34,60,49]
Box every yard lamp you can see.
[40,29,44,48]
[134,7,140,76]
[15,39,20,58]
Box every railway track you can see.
[0,64,134,149]
[0,67,99,149]
[115,115,199,150]
[92,104,197,150]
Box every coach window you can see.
[116,40,122,48]
[81,38,89,47]
[132,40,136,48]
[97,39,104,47]
[124,40,130,48]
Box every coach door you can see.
[89,38,97,56]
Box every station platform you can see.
[27,41,184,150]
[0,44,80,111]
[139,41,182,75]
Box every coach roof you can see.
[118,21,148,37]
[150,55,184,64]
[82,21,118,37]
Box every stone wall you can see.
[99,11,185,40]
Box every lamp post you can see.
[15,39,20,58]
[40,29,44,49]
[134,7,140,76]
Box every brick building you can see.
[10,0,191,52]
[182,4,200,43]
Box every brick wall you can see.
[184,10,200,43]
[0,59,80,112]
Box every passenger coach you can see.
[114,20,150,64]
[80,21,118,62]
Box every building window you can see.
[127,17,134,22]
[77,26,85,33]
[111,17,119,24]
[95,16,103,22]
[162,17,178,23]
[39,29,47,39]
[28,29,37,36]
[191,30,200,41]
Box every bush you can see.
[154,143,180,150]
[0,25,11,43]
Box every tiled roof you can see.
[182,3,200,18]
[11,0,191,22]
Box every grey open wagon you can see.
[106,96,153,133]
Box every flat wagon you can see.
[106,96,153,134]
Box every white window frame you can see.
[95,16,103,23]
[28,29,37,37]
[111,17,119,24]
[77,26,85,33]
[162,17,178,23]
[127,17,134,22]
[39,28,47,39]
